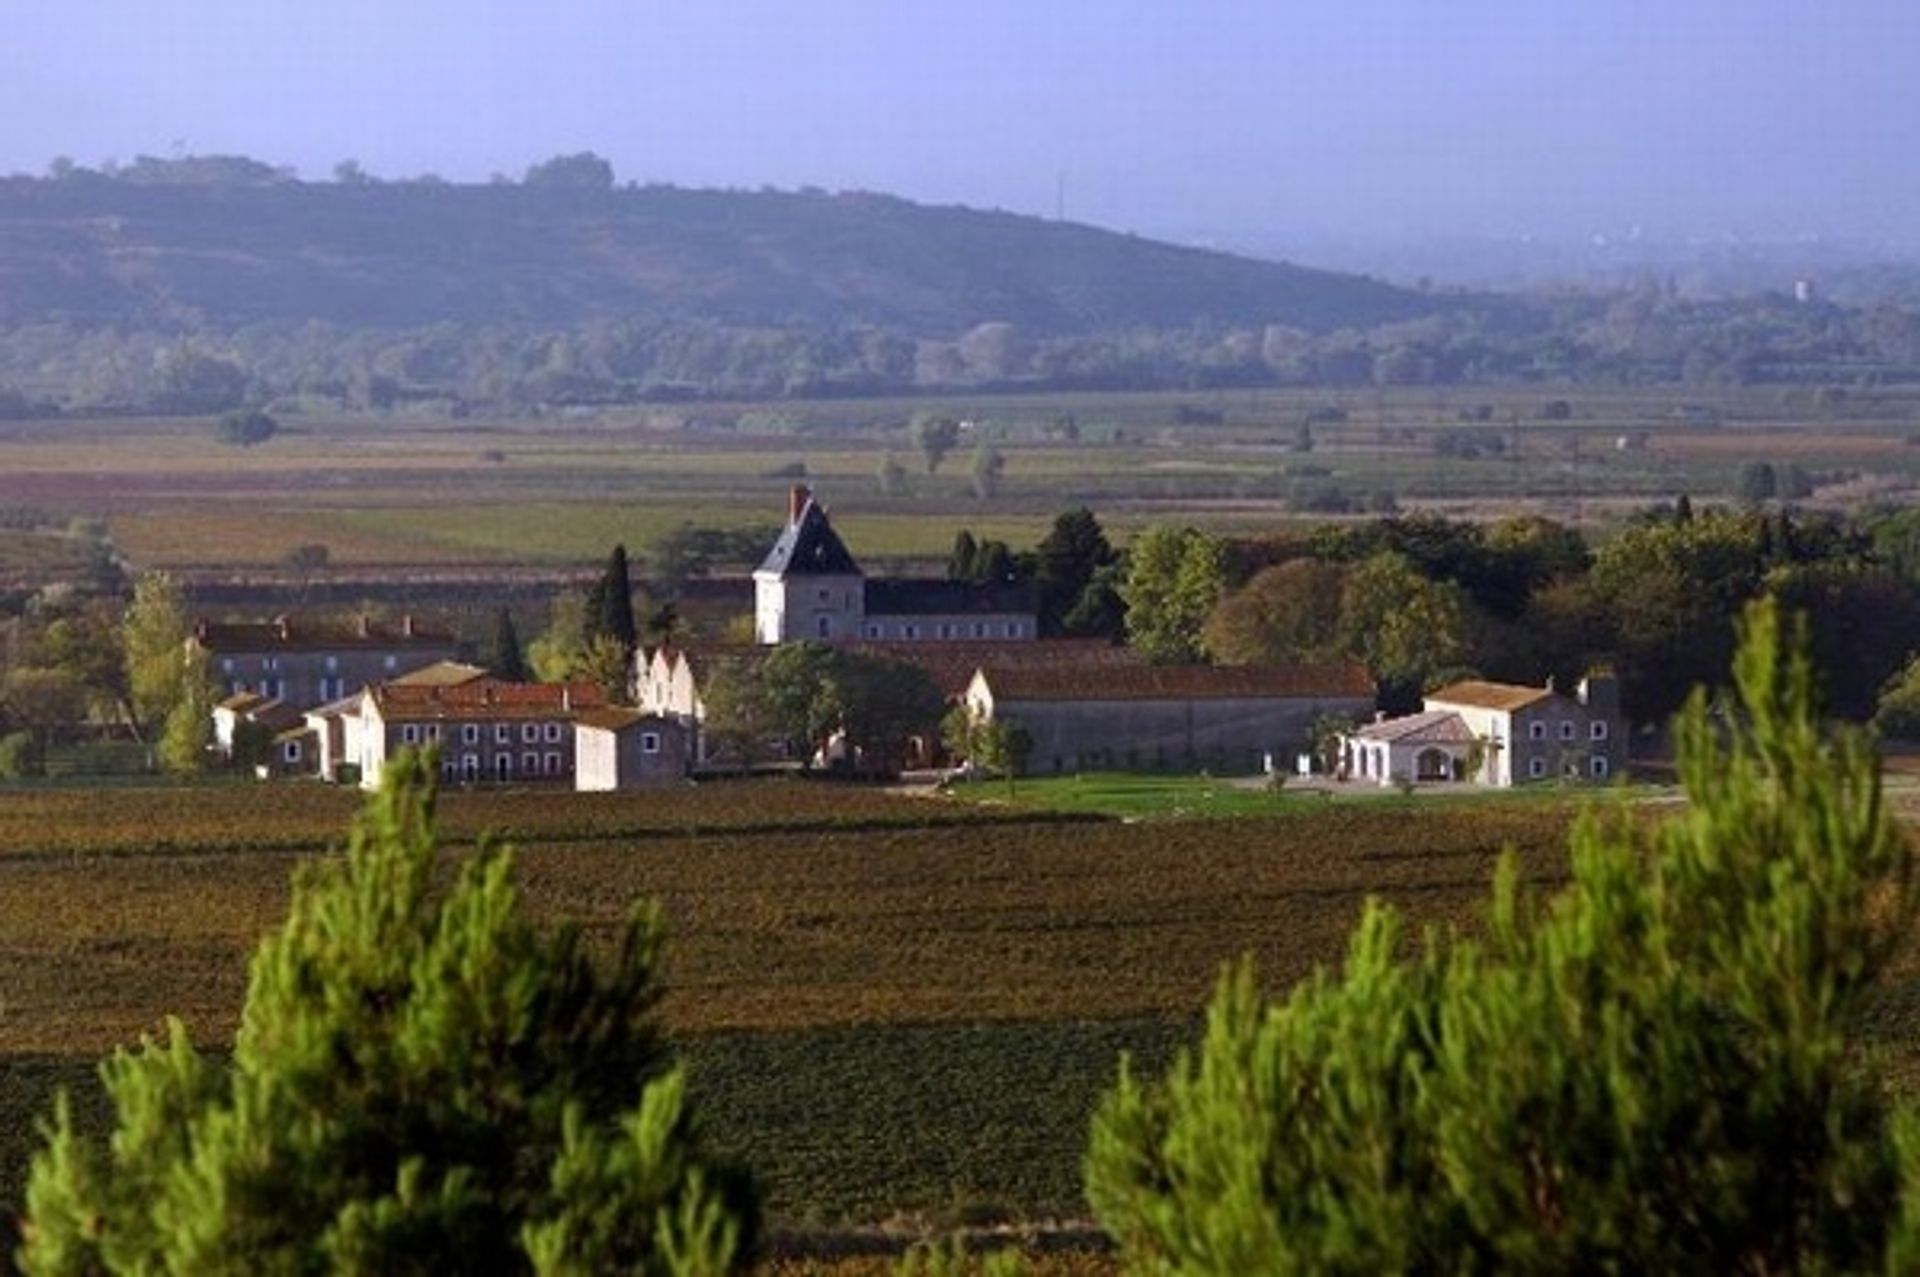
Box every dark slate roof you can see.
[863,579,1039,617]
[756,501,862,577]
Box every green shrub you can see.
[0,730,43,778]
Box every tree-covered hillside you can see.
[0,164,1432,336]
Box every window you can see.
[282,741,301,763]
[864,623,883,639]
[424,724,441,742]
[324,655,339,672]
[495,724,511,744]
[544,723,562,743]
[641,732,661,754]
[461,753,480,781]
[817,588,830,604]
[220,658,235,674]
[383,655,398,672]
[1591,756,1610,779]
[1005,622,1021,638]
[903,624,918,639]
[1528,721,1546,741]
[495,754,512,781]
[401,724,420,745]
[523,752,540,776]
[816,616,831,638]
[545,751,562,774]
[522,723,539,743]
[261,678,282,700]
[1558,720,1575,741]
[262,656,280,672]
[1529,757,1547,779]
[462,724,480,745]
[1591,720,1609,741]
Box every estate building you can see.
[753,486,1038,644]
[193,614,462,709]
[1340,674,1624,787]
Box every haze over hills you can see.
[0,163,1437,337]
[0,157,1916,413]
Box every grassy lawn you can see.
[953,770,1616,820]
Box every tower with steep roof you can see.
[753,486,867,643]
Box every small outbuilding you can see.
[574,709,688,791]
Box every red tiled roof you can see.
[977,662,1375,703]
[1425,680,1554,713]
[368,678,606,722]
[575,708,669,732]
[193,614,457,652]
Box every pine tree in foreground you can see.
[18,749,753,1276]
[1086,598,1920,1274]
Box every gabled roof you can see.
[755,500,862,577]
[193,614,458,653]
[1425,680,1555,713]
[390,660,490,688]
[863,579,1039,618]
[575,707,672,733]
[216,691,271,714]
[856,639,1138,697]
[976,662,1375,704]
[1350,709,1474,744]
[367,678,607,722]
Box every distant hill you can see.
[0,171,1438,337]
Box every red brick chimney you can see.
[788,484,812,525]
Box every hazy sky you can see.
[6,1,1918,247]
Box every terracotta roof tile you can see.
[194,614,457,653]
[1425,680,1554,713]
[977,662,1374,703]
[369,678,606,722]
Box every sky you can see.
[5,0,1919,251]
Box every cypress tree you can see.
[948,530,979,582]
[492,607,528,682]
[597,544,639,653]
[19,752,754,1275]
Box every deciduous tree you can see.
[1121,526,1226,665]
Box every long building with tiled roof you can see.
[964,660,1375,776]
[192,612,462,708]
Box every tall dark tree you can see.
[490,607,528,682]
[948,530,979,582]
[1034,508,1116,635]
[592,544,638,653]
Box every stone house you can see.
[964,663,1375,775]
[753,486,1038,644]
[1340,674,1624,787]
[304,662,489,783]
[212,692,316,776]
[193,614,462,709]
[573,709,688,790]
[350,677,606,789]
